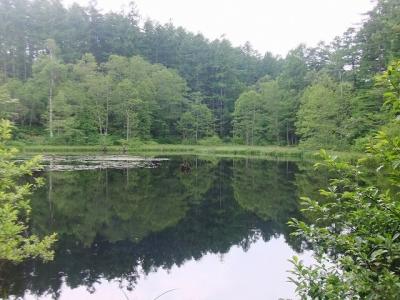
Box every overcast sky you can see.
[62,0,375,56]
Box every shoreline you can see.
[19,144,361,161]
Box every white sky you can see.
[62,0,376,56]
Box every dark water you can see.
[1,156,322,300]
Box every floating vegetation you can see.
[36,155,169,171]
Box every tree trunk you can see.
[286,122,290,145]
[126,111,130,141]
[29,103,34,128]
[94,93,103,135]
[220,88,223,137]
[98,115,103,135]
[105,88,110,136]
[252,106,256,146]
[195,111,198,143]
[49,77,54,138]
[213,98,216,133]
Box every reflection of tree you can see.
[232,159,305,251]
[31,160,202,246]
[294,161,330,204]
[178,157,219,204]
[233,159,300,222]
[1,158,309,299]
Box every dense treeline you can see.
[0,0,399,148]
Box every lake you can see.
[1,156,319,300]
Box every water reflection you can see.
[0,157,316,299]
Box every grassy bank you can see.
[19,144,361,161]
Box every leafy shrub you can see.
[289,61,400,299]
[0,119,57,262]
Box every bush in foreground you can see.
[289,61,400,299]
[0,119,56,262]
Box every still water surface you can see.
[2,156,318,300]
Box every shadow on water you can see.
[0,156,321,299]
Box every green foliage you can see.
[296,75,353,149]
[233,80,298,146]
[1,50,193,143]
[233,90,264,145]
[377,60,400,116]
[0,0,275,143]
[357,0,400,82]
[0,0,399,148]
[197,135,223,146]
[0,85,20,120]
[0,119,56,262]
[178,103,215,143]
[289,61,400,299]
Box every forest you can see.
[1,0,399,149]
[1,0,400,299]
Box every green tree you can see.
[5,78,47,128]
[150,67,188,140]
[0,119,56,262]
[113,79,143,141]
[356,0,400,83]
[258,80,289,144]
[289,61,400,299]
[0,84,20,120]
[51,81,86,143]
[31,40,66,139]
[233,90,264,145]
[177,103,214,142]
[296,75,353,149]
[233,80,294,145]
[73,53,112,139]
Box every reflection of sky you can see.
[25,236,313,300]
